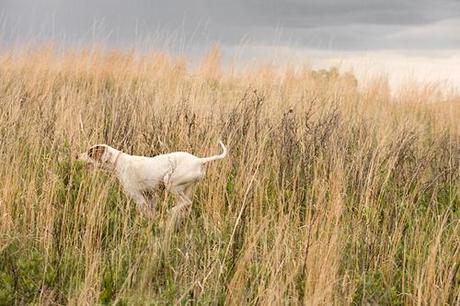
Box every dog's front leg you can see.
[143,190,157,218]
[131,193,155,219]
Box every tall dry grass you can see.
[0,45,459,305]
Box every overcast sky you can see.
[1,0,459,86]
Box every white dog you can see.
[78,142,227,218]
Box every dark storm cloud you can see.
[1,0,459,50]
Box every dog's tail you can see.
[200,141,227,164]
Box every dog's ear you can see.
[87,145,107,162]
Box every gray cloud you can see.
[1,0,459,52]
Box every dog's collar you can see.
[113,151,122,172]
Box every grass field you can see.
[0,46,459,305]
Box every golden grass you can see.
[0,45,459,305]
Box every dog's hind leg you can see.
[171,184,194,214]
[167,183,196,230]
[170,197,191,218]
[163,184,193,249]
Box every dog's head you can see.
[78,144,117,171]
